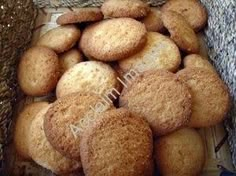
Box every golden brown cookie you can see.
[119,32,181,73]
[154,128,205,176]
[80,108,154,176]
[161,0,207,32]
[162,10,199,54]
[14,102,49,159]
[59,49,83,74]
[101,0,150,18]
[141,8,165,32]
[79,18,147,61]
[119,70,192,136]
[44,92,114,160]
[56,61,121,98]
[18,46,60,96]
[36,25,80,53]
[28,105,81,174]
[56,8,104,25]
[177,68,230,127]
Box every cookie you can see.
[79,18,147,61]
[177,68,230,127]
[28,105,81,174]
[119,32,181,73]
[80,108,153,176]
[141,8,165,32]
[161,0,207,32]
[18,46,60,96]
[56,8,104,25]
[162,10,199,53]
[14,101,49,159]
[59,49,83,74]
[44,92,114,160]
[101,0,150,18]
[155,128,205,176]
[119,70,191,136]
[56,61,121,98]
[36,25,80,53]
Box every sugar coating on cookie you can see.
[101,0,150,18]
[44,92,114,160]
[56,61,121,98]
[80,108,154,176]
[14,102,49,159]
[119,70,192,136]
[18,46,60,96]
[79,18,147,61]
[161,0,207,32]
[56,8,104,25]
[36,25,80,53]
[155,128,205,176]
[162,11,199,54]
[28,105,81,174]
[119,32,181,73]
[177,68,230,127]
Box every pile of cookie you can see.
[14,0,230,175]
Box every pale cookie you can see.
[177,68,230,127]
[36,25,80,53]
[119,32,181,73]
[162,10,199,53]
[18,46,60,96]
[119,70,192,136]
[79,18,147,61]
[101,0,150,18]
[44,92,114,160]
[80,108,154,176]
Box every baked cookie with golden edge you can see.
[177,68,230,127]
[14,101,49,159]
[80,108,153,176]
[18,46,60,96]
[56,8,103,25]
[141,8,165,32]
[101,0,150,18]
[162,11,199,54]
[119,70,191,136]
[155,128,205,176]
[36,25,80,53]
[59,49,83,74]
[119,32,181,73]
[44,92,114,160]
[29,105,82,174]
[79,18,147,61]
[56,61,121,98]
[161,0,207,32]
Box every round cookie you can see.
[59,49,83,74]
[80,108,153,176]
[119,70,192,136]
[101,0,150,18]
[79,18,147,61]
[119,32,181,73]
[18,46,60,96]
[162,10,199,54]
[154,128,205,176]
[177,68,230,127]
[44,92,114,160]
[56,8,104,25]
[28,105,81,174]
[14,101,49,159]
[56,61,121,98]
[141,8,165,32]
[36,25,80,53]
[161,0,207,32]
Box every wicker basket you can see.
[0,0,235,175]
